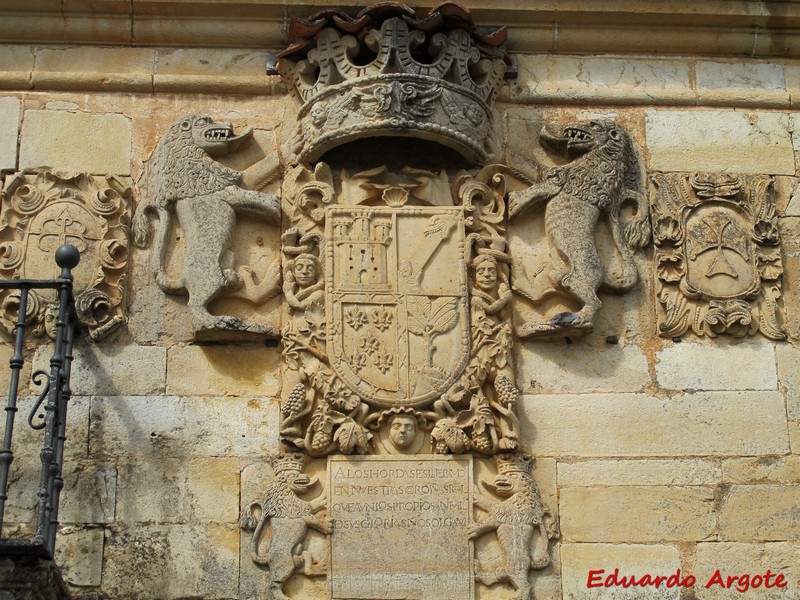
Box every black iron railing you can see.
[0,244,79,557]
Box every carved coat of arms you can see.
[326,206,469,407]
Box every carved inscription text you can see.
[329,456,473,600]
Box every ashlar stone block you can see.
[517,342,649,394]
[115,456,239,524]
[559,459,721,487]
[520,392,788,457]
[31,344,166,397]
[561,543,681,600]
[720,485,800,541]
[655,341,777,391]
[645,110,794,174]
[695,61,788,106]
[560,486,717,543]
[166,344,280,397]
[55,527,104,587]
[103,524,238,600]
[694,542,800,599]
[723,456,800,484]
[89,395,279,459]
[777,343,800,419]
[19,110,132,175]
[0,96,19,171]
[513,55,693,104]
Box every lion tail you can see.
[132,196,186,293]
[241,502,272,567]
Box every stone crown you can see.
[278,2,508,165]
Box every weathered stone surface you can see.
[0,396,90,526]
[560,486,716,542]
[330,456,472,600]
[645,110,794,174]
[155,49,267,78]
[32,345,166,397]
[517,342,649,394]
[0,342,31,398]
[60,462,116,525]
[513,56,693,104]
[694,542,800,599]
[55,527,103,587]
[789,421,800,454]
[720,485,800,541]
[0,549,71,600]
[19,110,132,175]
[166,345,280,397]
[89,396,279,459]
[0,46,33,90]
[0,97,19,171]
[723,456,800,484]
[33,47,154,92]
[561,543,681,599]
[777,343,800,419]
[559,459,721,487]
[102,524,238,600]
[695,61,788,106]
[655,341,777,391]
[519,392,788,457]
[115,456,238,524]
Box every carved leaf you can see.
[335,419,371,454]
[428,297,458,334]
[407,296,431,336]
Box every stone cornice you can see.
[1,1,799,57]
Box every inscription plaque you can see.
[329,455,473,600]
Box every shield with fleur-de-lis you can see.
[326,206,469,408]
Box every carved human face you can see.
[389,415,417,449]
[293,258,317,288]
[475,261,498,292]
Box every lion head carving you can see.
[136,115,251,219]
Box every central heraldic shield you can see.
[326,206,469,408]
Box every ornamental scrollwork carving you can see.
[650,172,785,339]
[132,115,282,341]
[508,119,651,338]
[0,168,132,340]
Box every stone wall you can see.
[1,3,800,599]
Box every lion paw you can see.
[222,269,242,291]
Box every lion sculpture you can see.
[133,114,282,338]
[507,119,650,336]
[240,453,332,600]
[469,454,558,600]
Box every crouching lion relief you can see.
[508,118,651,338]
[133,114,282,340]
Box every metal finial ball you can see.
[55,244,80,270]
